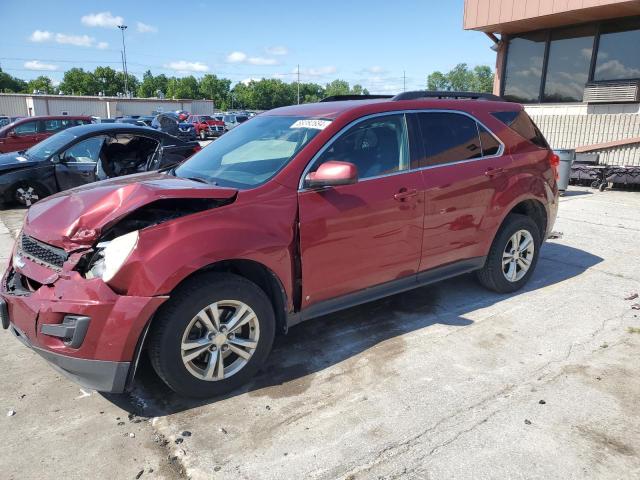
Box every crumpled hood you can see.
[23,171,237,250]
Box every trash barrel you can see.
[554,149,575,192]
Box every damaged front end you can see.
[2,173,239,392]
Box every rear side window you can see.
[417,112,482,166]
[478,124,501,156]
[492,110,549,148]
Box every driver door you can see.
[297,113,425,309]
[54,136,105,191]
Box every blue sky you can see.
[0,0,496,93]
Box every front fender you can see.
[107,187,298,307]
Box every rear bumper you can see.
[10,323,130,392]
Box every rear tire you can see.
[147,272,275,398]
[476,214,541,293]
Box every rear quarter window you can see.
[492,111,549,149]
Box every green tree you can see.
[138,71,169,98]
[297,82,325,103]
[93,66,122,96]
[59,68,98,95]
[324,79,351,97]
[26,75,55,94]
[426,64,495,93]
[166,76,199,99]
[427,71,449,90]
[0,68,28,93]
[199,74,231,109]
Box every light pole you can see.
[117,25,129,96]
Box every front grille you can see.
[19,234,68,270]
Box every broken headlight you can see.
[84,230,139,282]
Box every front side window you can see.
[417,113,482,167]
[543,25,595,102]
[14,121,37,136]
[312,114,410,180]
[174,115,325,188]
[595,17,640,81]
[62,136,105,163]
[503,32,547,103]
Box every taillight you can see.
[549,152,560,179]
[192,144,202,154]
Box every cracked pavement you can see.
[1,186,639,479]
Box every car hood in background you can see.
[0,151,43,173]
[23,172,238,250]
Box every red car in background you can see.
[186,115,226,140]
[0,116,92,153]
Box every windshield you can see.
[201,116,213,121]
[174,115,328,188]
[25,130,77,160]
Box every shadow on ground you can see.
[103,241,603,415]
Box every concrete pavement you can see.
[1,186,639,479]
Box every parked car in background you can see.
[151,112,197,141]
[0,116,11,128]
[222,113,249,130]
[186,115,226,139]
[0,123,200,206]
[115,117,150,127]
[0,91,559,397]
[138,116,154,127]
[0,116,92,153]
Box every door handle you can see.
[394,188,418,201]
[484,167,504,177]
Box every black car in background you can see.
[151,112,197,141]
[0,123,200,206]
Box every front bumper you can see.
[9,323,130,392]
[1,257,168,393]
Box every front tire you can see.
[147,273,275,398]
[13,182,45,207]
[476,214,542,293]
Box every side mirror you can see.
[304,160,358,189]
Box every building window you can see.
[594,17,640,81]
[543,25,595,102]
[502,16,640,103]
[503,32,547,103]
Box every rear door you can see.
[415,111,511,271]
[298,113,425,307]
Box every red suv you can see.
[186,115,226,140]
[0,92,558,397]
[0,116,93,153]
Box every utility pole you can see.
[117,25,129,97]
[403,70,406,92]
[297,64,300,104]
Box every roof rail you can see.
[320,94,394,102]
[391,90,503,101]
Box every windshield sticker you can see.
[290,119,331,130]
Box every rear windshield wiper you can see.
[185,176,218,186]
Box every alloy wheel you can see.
[15,186,40,206]
[501,229,535,282]
[180,300,260,381]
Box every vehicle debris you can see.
[135,469,144,479]
[524,419,532,425]
[7,410,16,417]
[175,438,184,444]
[548,231,563,239]
[539,400,546,404]
[181,431,192,437]
[631,304,640,310]
[624,293,638,301]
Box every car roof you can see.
[264,98,520,120]
[59,122,161,136]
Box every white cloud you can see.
[136,21,158,33]
[365,66,386,74]
[247,57,277,66]
[226,51,278,65]
[297,66,337,77]
[265,45,288,56]
[227,51,248,63]
[24,60,58,71]
[96,41,109,50]
[164,60,209,73]
[81,11,123,28]
[241,78,260,85]
[55,33,95,47]
[29,30,52,42]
